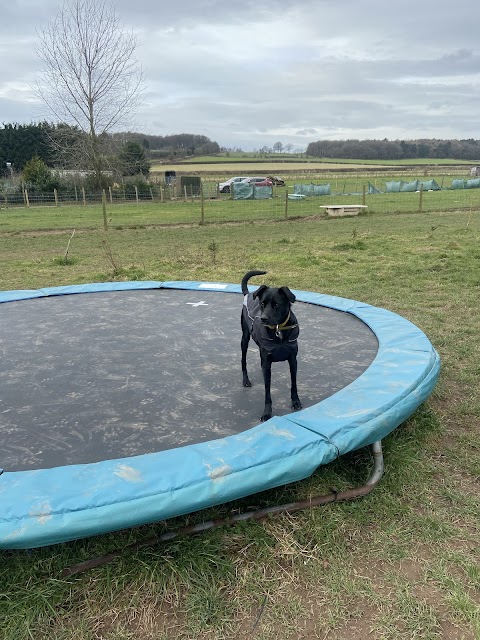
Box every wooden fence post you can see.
[418,183,424,212]
[200,184,205,225]
[54,188,59,207]
[362,185,366,206]
[135,186,139,204]
[285,190,289,219]
[102,189,108,231]
[109,186,113,203]
[82,187,86,206]
[24,189,30,208]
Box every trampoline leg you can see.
[366,440,384,487]
[61,440,384,577]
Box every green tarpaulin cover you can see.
[420,179,441,191]
[294,183,331,196]
[232,184,273,200]
[466,178,480,189]
[400,180,419,192]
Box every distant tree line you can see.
[0,123,220,189]
[110,132,220,159]
[306,138,480,161]
[0,123,56,172]
[0,122,150,192]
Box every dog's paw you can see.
[291,399,302,411]
[260,412,272,422]
[243,379,252,388]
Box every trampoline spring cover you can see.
[0,281,440,549]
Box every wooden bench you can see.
[319,204,368,217]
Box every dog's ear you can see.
[279,287,296,303]
[253,285,269,300]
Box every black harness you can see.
[243,294,299,362]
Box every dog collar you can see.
[264,311,298,334]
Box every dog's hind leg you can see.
[241,314,252,387]
[288,353,302,411]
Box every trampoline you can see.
[0,280,440,550]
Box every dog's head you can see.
[253,285,296,326]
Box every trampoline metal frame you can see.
[61,441,384,576]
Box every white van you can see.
[218,176,250,193]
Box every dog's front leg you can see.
[241,316,252,387]
[260,353,273,422]
[288,353,302,411]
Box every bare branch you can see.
[35,0,145,187]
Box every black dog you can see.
[241,270,302,422]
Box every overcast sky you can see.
[2,0,480,150]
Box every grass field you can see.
[0,204,479,639]
[150,161,394,174]
[150,163,474,184]
[161,153,477,166]
[151,161,474,175]
[2,178,480,231]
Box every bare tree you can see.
[35,0,144,202]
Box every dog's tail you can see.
[241,270,267,295]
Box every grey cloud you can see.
[2,0,480,148]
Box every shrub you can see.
[22,156,61,193]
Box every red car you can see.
[242,177,273,187]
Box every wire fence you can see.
[0,183,201,207]
[1,181,479,229]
